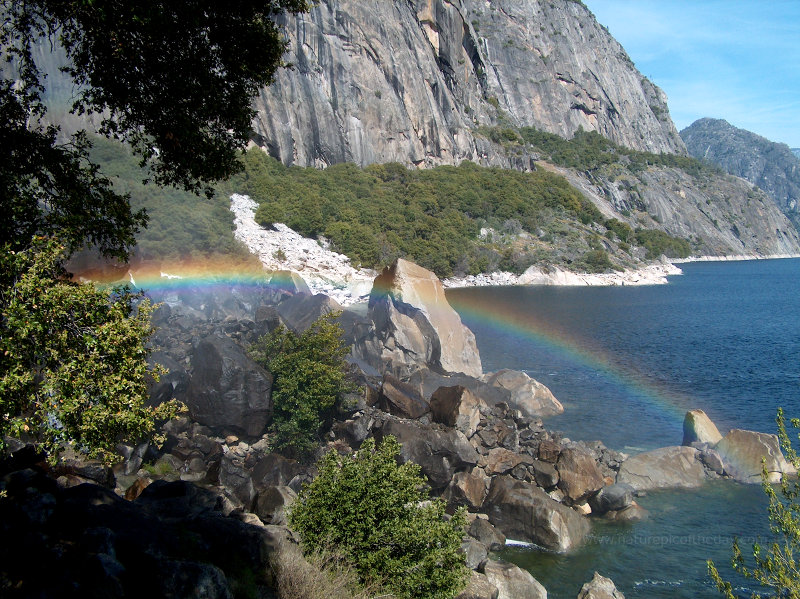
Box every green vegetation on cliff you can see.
[231,150,614,277]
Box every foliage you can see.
[248,312,354,459]
[289,436,470,599]
[233,150,604,277]
[634,228,692,259]
[0,238,184,463]
[89,137,255,262]
[271,545,377,599]
[709,408,800,598]
[517,126,721,178]
[1,0,307,259]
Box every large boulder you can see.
[682,409,723,446]
[377,419,479,492]
[430,385,485,437]
[483,559,547,599]
[483,475,589,553]
[275,292,342,333]
[556,447,605,505]
[616,446,706,491]
[357,259,482,378]
[577,572,625,599]
[589,484,634,515]
[442,469,490,511]
[716,429,796,483]
[378,374,430,419]
[482,369,563,418]
[456,571,499,599]
[186,334,272,437]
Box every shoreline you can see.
[229,194,800,304]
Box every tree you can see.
[709,408,800,598]
[248,311,354,459]
[288,436,470,599]
[2,0,308,259]
[0,238,183,463]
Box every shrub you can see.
[289,436,469,599]
[0,238,184,463]
[709,409,800,597]
[248,312,353,459]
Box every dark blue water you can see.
[447,258,800,598]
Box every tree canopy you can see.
[1,0,307,259]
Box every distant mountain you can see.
[681,118,800,230]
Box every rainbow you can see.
[445,289,690,425]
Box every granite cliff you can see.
[252,0,684,169]
[681,118,800,231]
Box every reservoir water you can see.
[447,258,800,598]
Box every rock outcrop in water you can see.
[253,0,684,170]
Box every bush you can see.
[634,229,692,259]
[289,436,469,599]
[0,238,184,463]
[248,312,353,459]
[709,409,800,597]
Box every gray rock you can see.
[355,259,482,378]
[482,369,563,418]
[186,334,272,437]
[682,409,723,446]
[589,484,634,515]
[443,470,489,511]
[616,446,707,491]
[275,292,342,334]
[530,460,559,489]
[462,538,489,571]
[431,385,485,437]
[483,559,547,599]
[484,475,589,553]
[556,447,605,505]
[456,571,500,599]
[378,374,430,419]
[577,572,625,599]
[716,429,796,483]
[468,518,506,551]
[254,485,297,526]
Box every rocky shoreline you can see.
[230,194,686,306]
[3,249,794,599]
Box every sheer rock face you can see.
[356,258,482,378]
[681,118,800,230]
[253,0,684,169]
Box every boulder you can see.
[407,369,511,408]
[601,502,648,523]
[482,369,563,418]
[682,409,723,446]
[378,419,479,492]
[538,440,562,464]
[484,475,589,552]
[251,453,304,489]
[378,374,430,419]
[577,572,625,599]
[219,448,256,509]
[462,538,489,570]
[358,259,482,378]
[431,385,485,437]
[616,446,706,491]
[556,447,605,505]
[483,559,547,599]
[275,292,342,333]
[468,518,506,551]
[442,470,490,511]
[483,448,533,477]
[716,429,796,483]
[530,460,559,489]
[254,485,296,526]
[588,484,634,515]
[456,571,499,599]
[186,334,272,437]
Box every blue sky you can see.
[584,0,800,148]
